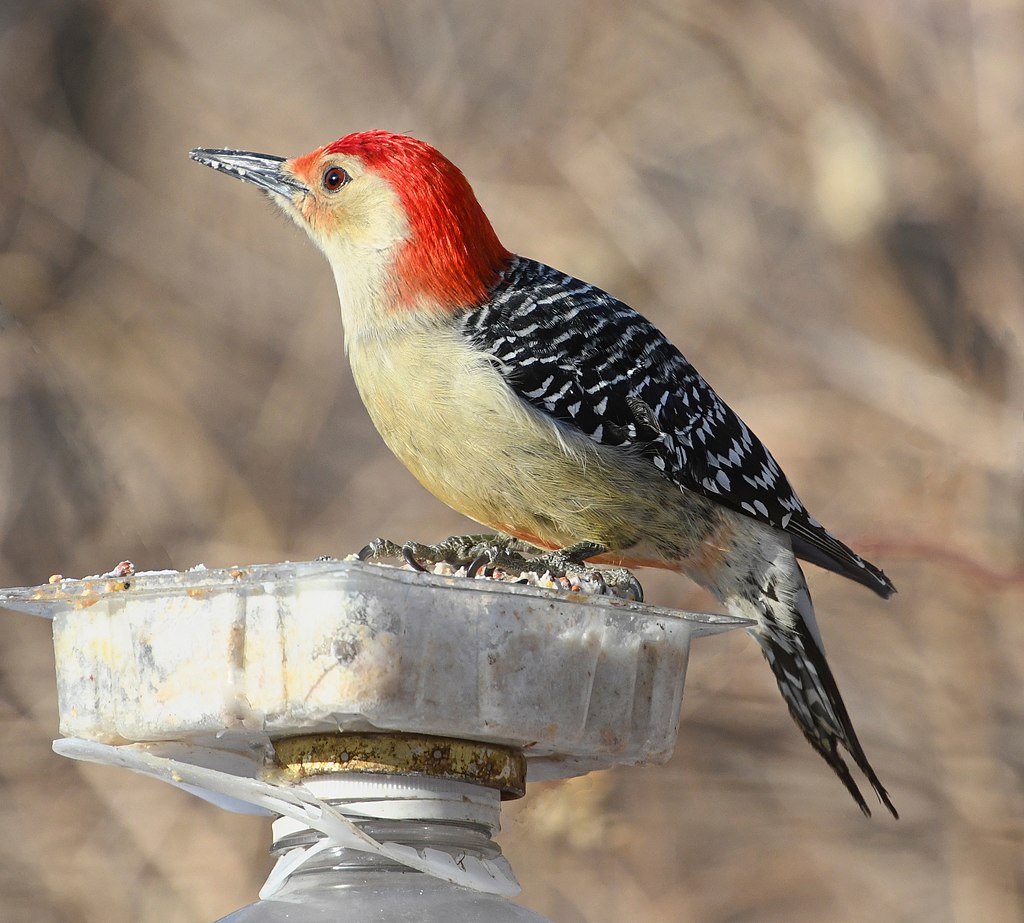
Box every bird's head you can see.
[190,131,510,317]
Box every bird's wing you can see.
[462,257,895,597]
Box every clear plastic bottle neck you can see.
[272,816,503,879]
[259,772,510,891]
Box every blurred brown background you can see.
[1,0,1022,920]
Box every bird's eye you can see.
[322,166,349,192]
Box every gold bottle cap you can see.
[274,732,527,800]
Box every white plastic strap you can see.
[260,837,339,899]
[52,738,520,898]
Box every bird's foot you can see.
[356,535,643,602]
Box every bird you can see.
[190,131,897,817]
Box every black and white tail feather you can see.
[746,561,898,818]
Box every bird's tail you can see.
[750,563,898,818]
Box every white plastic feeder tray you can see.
[1,559,748,780]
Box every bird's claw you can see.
[356,538,405,562]
[527,542,645,602]
[356,538,434,571]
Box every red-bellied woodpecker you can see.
[190,131,897,817]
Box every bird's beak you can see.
[189,148,309,200]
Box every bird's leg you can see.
[530,541,607,571]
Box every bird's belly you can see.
[348,326,723,560]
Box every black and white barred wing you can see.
[464,258,894,597]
